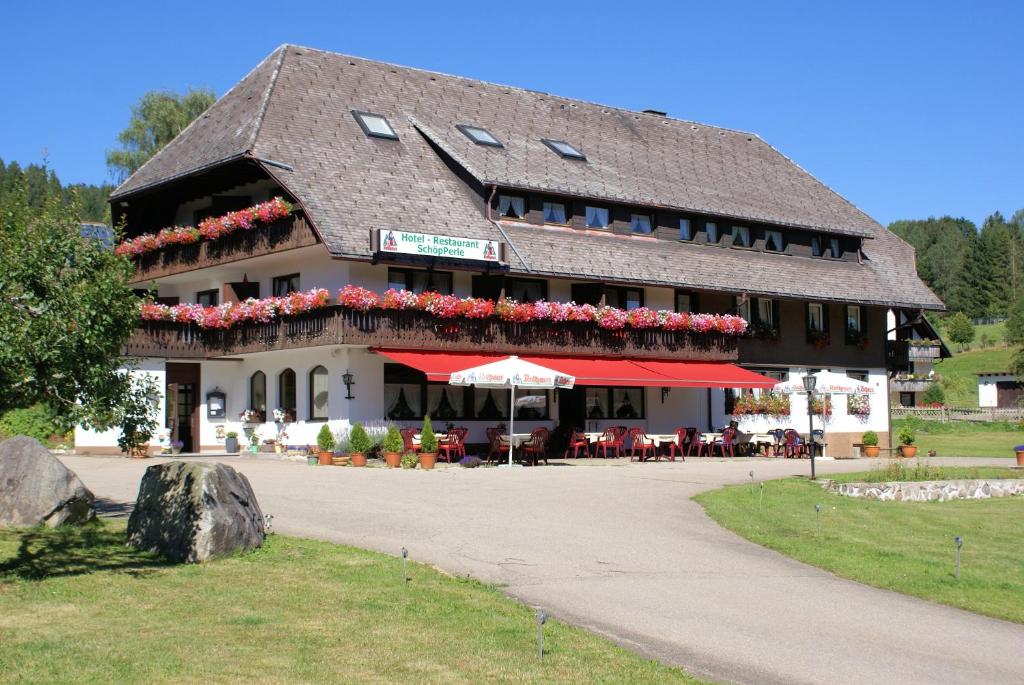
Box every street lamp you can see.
[803,373,817,480]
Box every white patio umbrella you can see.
[772,371,875,458]
[449,356,575,466]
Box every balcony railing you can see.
[890,378,934,393]
[907,344,941,360]
[125,307,739,361]
[127,213,319,283]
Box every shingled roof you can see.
[112,44,943,310]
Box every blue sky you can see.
[3,1,1021,227]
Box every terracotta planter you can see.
[384,451,402,468]
[899,445,918,459]
[350,452,367,467]
[1016,450,1024,466]
[863,446,880,458]
[318,450,333,466]
[418,452,437,470]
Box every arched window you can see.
[309,366,329,420]
[249,371,266,418]
[278,369,296,420]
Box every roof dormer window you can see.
[498,195,526,219]
[765,229,785,252]
[457,124,502,147]
[352,110,398,140]
[541,138,586,161]
[630,214,653,234]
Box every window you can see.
[829,238,841,258]
[765,230,785,252]
[506,277,547,303]
[308,366,329,420]
[585,206,610,229]
[249,371,266,414]
[384,363,542,420]
[604,286,643,310]
[756,298,776,328]
[278,369,296,419]
[541,138,586,160]
[387,268,453,295]
[272,274,300,297]
[630,214,653,234]
[456,124,502,147]
[807,303,825,331]
[706,222,719,243]
[352,110,398,139]
[675,290,698,313]
[679,218,693,241]
[732,225,751,247]
[543,201,567,224]
[428,384,465,420]
[498,195,526,219]
[845,305,864,345]
[584,387,645,419]
[813,235,841,258]
[847,369,869,382]
[196,289,219,307]
[735,296,751,321]
[812,235,824,257]
[384,365,425,420]
[513,390,549,420]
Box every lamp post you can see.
[803,373,817,480]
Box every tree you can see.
[0,159,112,224]
[0,176,153,451]
[1006,291,1024,346]
[106,88,216,182]
[946,312,975,351]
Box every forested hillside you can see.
[0,159,112,224]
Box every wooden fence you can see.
[891,406,1024,423]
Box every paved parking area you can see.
[61,454,1023,685]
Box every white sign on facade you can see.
[377,229,501,262]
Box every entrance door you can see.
[166,363,200,453]
[558,387,588,432]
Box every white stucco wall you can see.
[978,375,1014,408]
[74,359,166,451]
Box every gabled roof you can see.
[111,44,944,310]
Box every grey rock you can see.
[0,436,96,527]
[127,461,264,563]
[826,478,1024,502]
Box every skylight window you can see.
[352,110,398,140]
[541,138,586,161]
[457,124,502,147]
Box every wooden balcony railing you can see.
[890,378,934,393]
[907,344,941,360]
[127,213,319,284]
[124,307,739,361]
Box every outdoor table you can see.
[412,433,448,447]
[498,433,533,449]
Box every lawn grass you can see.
[933,346,1018,407]
[828,463,1022,483]
[696,477,1024,624]
[0,522,701,685]
[892,418,1024,458]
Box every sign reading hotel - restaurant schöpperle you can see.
[376,229,502,263]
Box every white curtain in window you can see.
[736,297,751,321]
[766,231,783,251]
[679,219,692,240]
[585,388,608,419]
[612,388,642,419]
[498,195,525,218]
[830,238,841,258]
[310,366,329,419]
[847,306,862,332]
[385,383,421,419]
[543,202,566,223]
[808,304,824,331]
[586,206,609,227]
[427,384,463,420]
[631,214,652,233]
[474,388,508,420]
[733,226,750,246]
[758,299,774,327]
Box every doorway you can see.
[166,363,200,453]
[557,387,588,432]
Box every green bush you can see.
[897,426,916,445]
[381,425,404,453]
[861,430,879,446]
[401,452,418,469]
[921,382,946,406]
[0,404,70,444]
[419,416,438,453]
[349,423,372,454]
[316,424,335,451]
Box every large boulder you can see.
[127,461,265,563]
[0,436,96,527]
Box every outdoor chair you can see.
[593,428,619,458]
[782,429,805,458]
[438,427,467,463]
[400,428,420,454]
[710,427,737,458]
[563,430,590,459]
[810,429,827,457]
[666,427,688,461]
[486,427,505,463]
[521,427,551,465]
[769,428,785,457]
[683,427,704,457]
[628,427,658,462]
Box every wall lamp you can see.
[342,370,355,399]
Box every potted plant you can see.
[349,422,371,467]
[401,452,418,469]
[248,429,261,454]
[897,426,917,458]
[225,431,239,454]
[418,416,438,470]
[170,439,184,455]
[1015,444,1024,467]
[316,424,335,465]
[381,425,404,468]
[861,430,880,458]
[332,427,351,466]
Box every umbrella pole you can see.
[508,385,516,467]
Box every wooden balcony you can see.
[124,307,739,361]
[907,344,941,360]
[890,378,934,393]
[127,213,320,284]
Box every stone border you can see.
[824,479,1024,502]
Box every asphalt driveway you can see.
[61,454,1024,685]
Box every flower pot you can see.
[350,452,367,467]
[318,450,333,466]
[418,452,437,470]
[1016,450,1024,466]
[307,455,319,466]
[249,445,260,454]
[863,446,880,458]
[384,451,402,468]
[899,445,917,459]
[225,437,239,453]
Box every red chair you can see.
[711,427,737,457]
[681,427,704,457]
[782,429,805,459]
[521,428,551,465]
[563,430,590,459]
[400,428,420,454]
[593,428,618,459]
[667,427,688,461]
[486,427,505,463]
[628,428,657,462]
[438,427,467,463]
